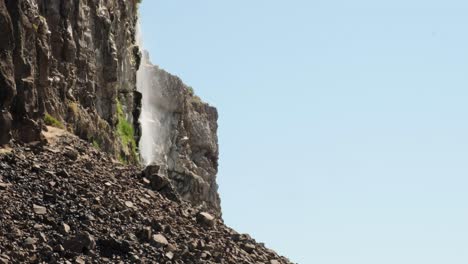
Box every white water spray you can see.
[136,24,172,166]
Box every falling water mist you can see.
[136,24,172,166]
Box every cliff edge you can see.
[139,52,221,214]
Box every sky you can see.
[139,1,468,263]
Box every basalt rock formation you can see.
[0,1,293,263]
[139,52,221,214]
[0,0,141,163]
[0,0,220,214]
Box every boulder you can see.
[60,223,71,234]
[196,212,215,228]
[152,234,169,247]
[33,204,47,215]
[149,173,169,191]
[63,233,96,253]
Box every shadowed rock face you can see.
[0,0,141,163]
[139,56,221,214]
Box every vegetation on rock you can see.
[44,114,64,129]
[92,139,101,150]
[116,99,138,163]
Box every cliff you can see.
[0,0,141,163]
[0,1,296,263]
[139,52,221,213]
[0,0,220,213]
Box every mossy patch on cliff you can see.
[92,139,101,150]
[186,86,202,103]
[44,114,64,129]
[116,99,137,163]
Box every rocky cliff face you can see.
[0,2,295,262]
[0,0,141,163]
[139,53,221,213]
[0,0,220,214]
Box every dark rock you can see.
[232,233,252,242]
[243,243,256,253]
[0,112,12,145]
[149,173,169,191]
[63,233,96,253]
[0,129,293,263]
[137,226,152,241]
[64,149,79,161]
[196,212,215,228]
[143,165,181,201]
[142,164,162,178]
[53,244,64,252]
[57,169,70,178]
[97,238,131,257]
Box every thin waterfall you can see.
[136,24,171,166]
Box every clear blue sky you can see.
[139,1,468,263]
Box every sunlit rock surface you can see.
[138,52,221,214]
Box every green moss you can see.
[33,15,47,33]
[92,139,100,150]
[116,99,137,162]
[118,154,128,164]
[44,113,64,129]
[187,86,195,95]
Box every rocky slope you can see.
[139,52,221,214]
[0,128,293,264]
[0,0,221,214]
[0,1,293,263]
[0,0,141,163]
